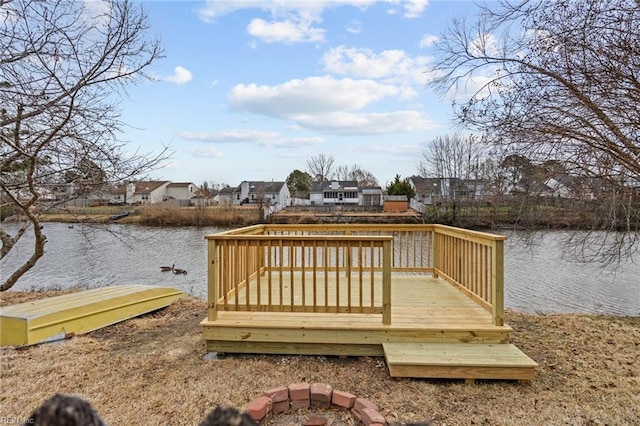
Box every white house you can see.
[108,181,198,205]
[310,181,360,206]
[167,182,198,201]
[235,181,290,206]
[131,181,171,204]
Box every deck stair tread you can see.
[1,285,183,347]
[383,342,538,381]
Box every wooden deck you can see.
[202,273,512,350]
[1,285,184,347]
[201,224,537,382]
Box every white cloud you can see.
[346,20,363,34]
[247,18,325,44]
[322,46,432,85]
[178,130,325,148]
[184,146,224,158]
[419,34,439,48]
[226,76,432,135]
[470,32,501,57]
[228,76,408,117]
[386,0,428,18]
[402,0,429,18]
[179,129,280,143]
[258,136,325,148]
[293,110,438,135]
[197,1,426,45]
[164,66,193,85]
[198,1,376,22]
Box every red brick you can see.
[288,383,310,401]
[304,415,327,426]
[264,386,289,403]
[310,383,333,404]
[354,397,378,414]
[331,390,356,409]
[350,408,362,423]
[290,398,310,410]
[272,400,290,414]
[361,407,385,426]
[246,396,272,421]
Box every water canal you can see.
[1,223,638,316]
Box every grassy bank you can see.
[33,205,262,227]
[1,290,638,425]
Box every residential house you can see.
[310,181,360,206]
[109,182,135,204]
[166,182,197,201]
[232,181,291,206]
[131,181,171,204]
[216,186,236,205]
[108,180,198,205]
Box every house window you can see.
[142,194,149,200]
[236,194,240,200]
[325,191,338,199]
[345,191,357,198]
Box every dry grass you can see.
[136,205,261,227]
[1,291,638,425]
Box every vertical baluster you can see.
[301,240,306,308]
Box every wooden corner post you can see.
[491,239,504,326]
[207,239,219,321]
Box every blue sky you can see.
[120,1,483,188]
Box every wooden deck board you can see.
[202,274,512,351]
[1,285,184,346]
[383,342,538,380]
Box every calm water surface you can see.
[1,223,638,315]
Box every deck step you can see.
[0,285,184,347]
[383,342,538,382]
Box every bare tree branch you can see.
[0,0,167,290]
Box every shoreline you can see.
[5,208,628,231]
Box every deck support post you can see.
[207,239,219,321]
[382,239,392,325]
[491,240,504,326]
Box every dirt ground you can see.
[1,291,638,425]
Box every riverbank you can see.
[28,205,262,227]
[27,204,613,230]
[1,290,638,425]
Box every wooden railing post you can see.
[432,228,439,278]
[207,239,218,321]
[491,239,504,326]
[382,239,392,325]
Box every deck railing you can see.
[205,224,505,326]
[431,225,506,326]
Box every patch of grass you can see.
[137,205,261,227]
[1,293,638,425]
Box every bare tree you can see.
[0,0,166,290]
[418,134,484,181]
[428,0,640,262]
[306,153,335,182]
[334,164,379,187]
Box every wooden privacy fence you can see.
[205,224,506,326]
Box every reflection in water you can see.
[503,230,639,315]
[1,223,638,315]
